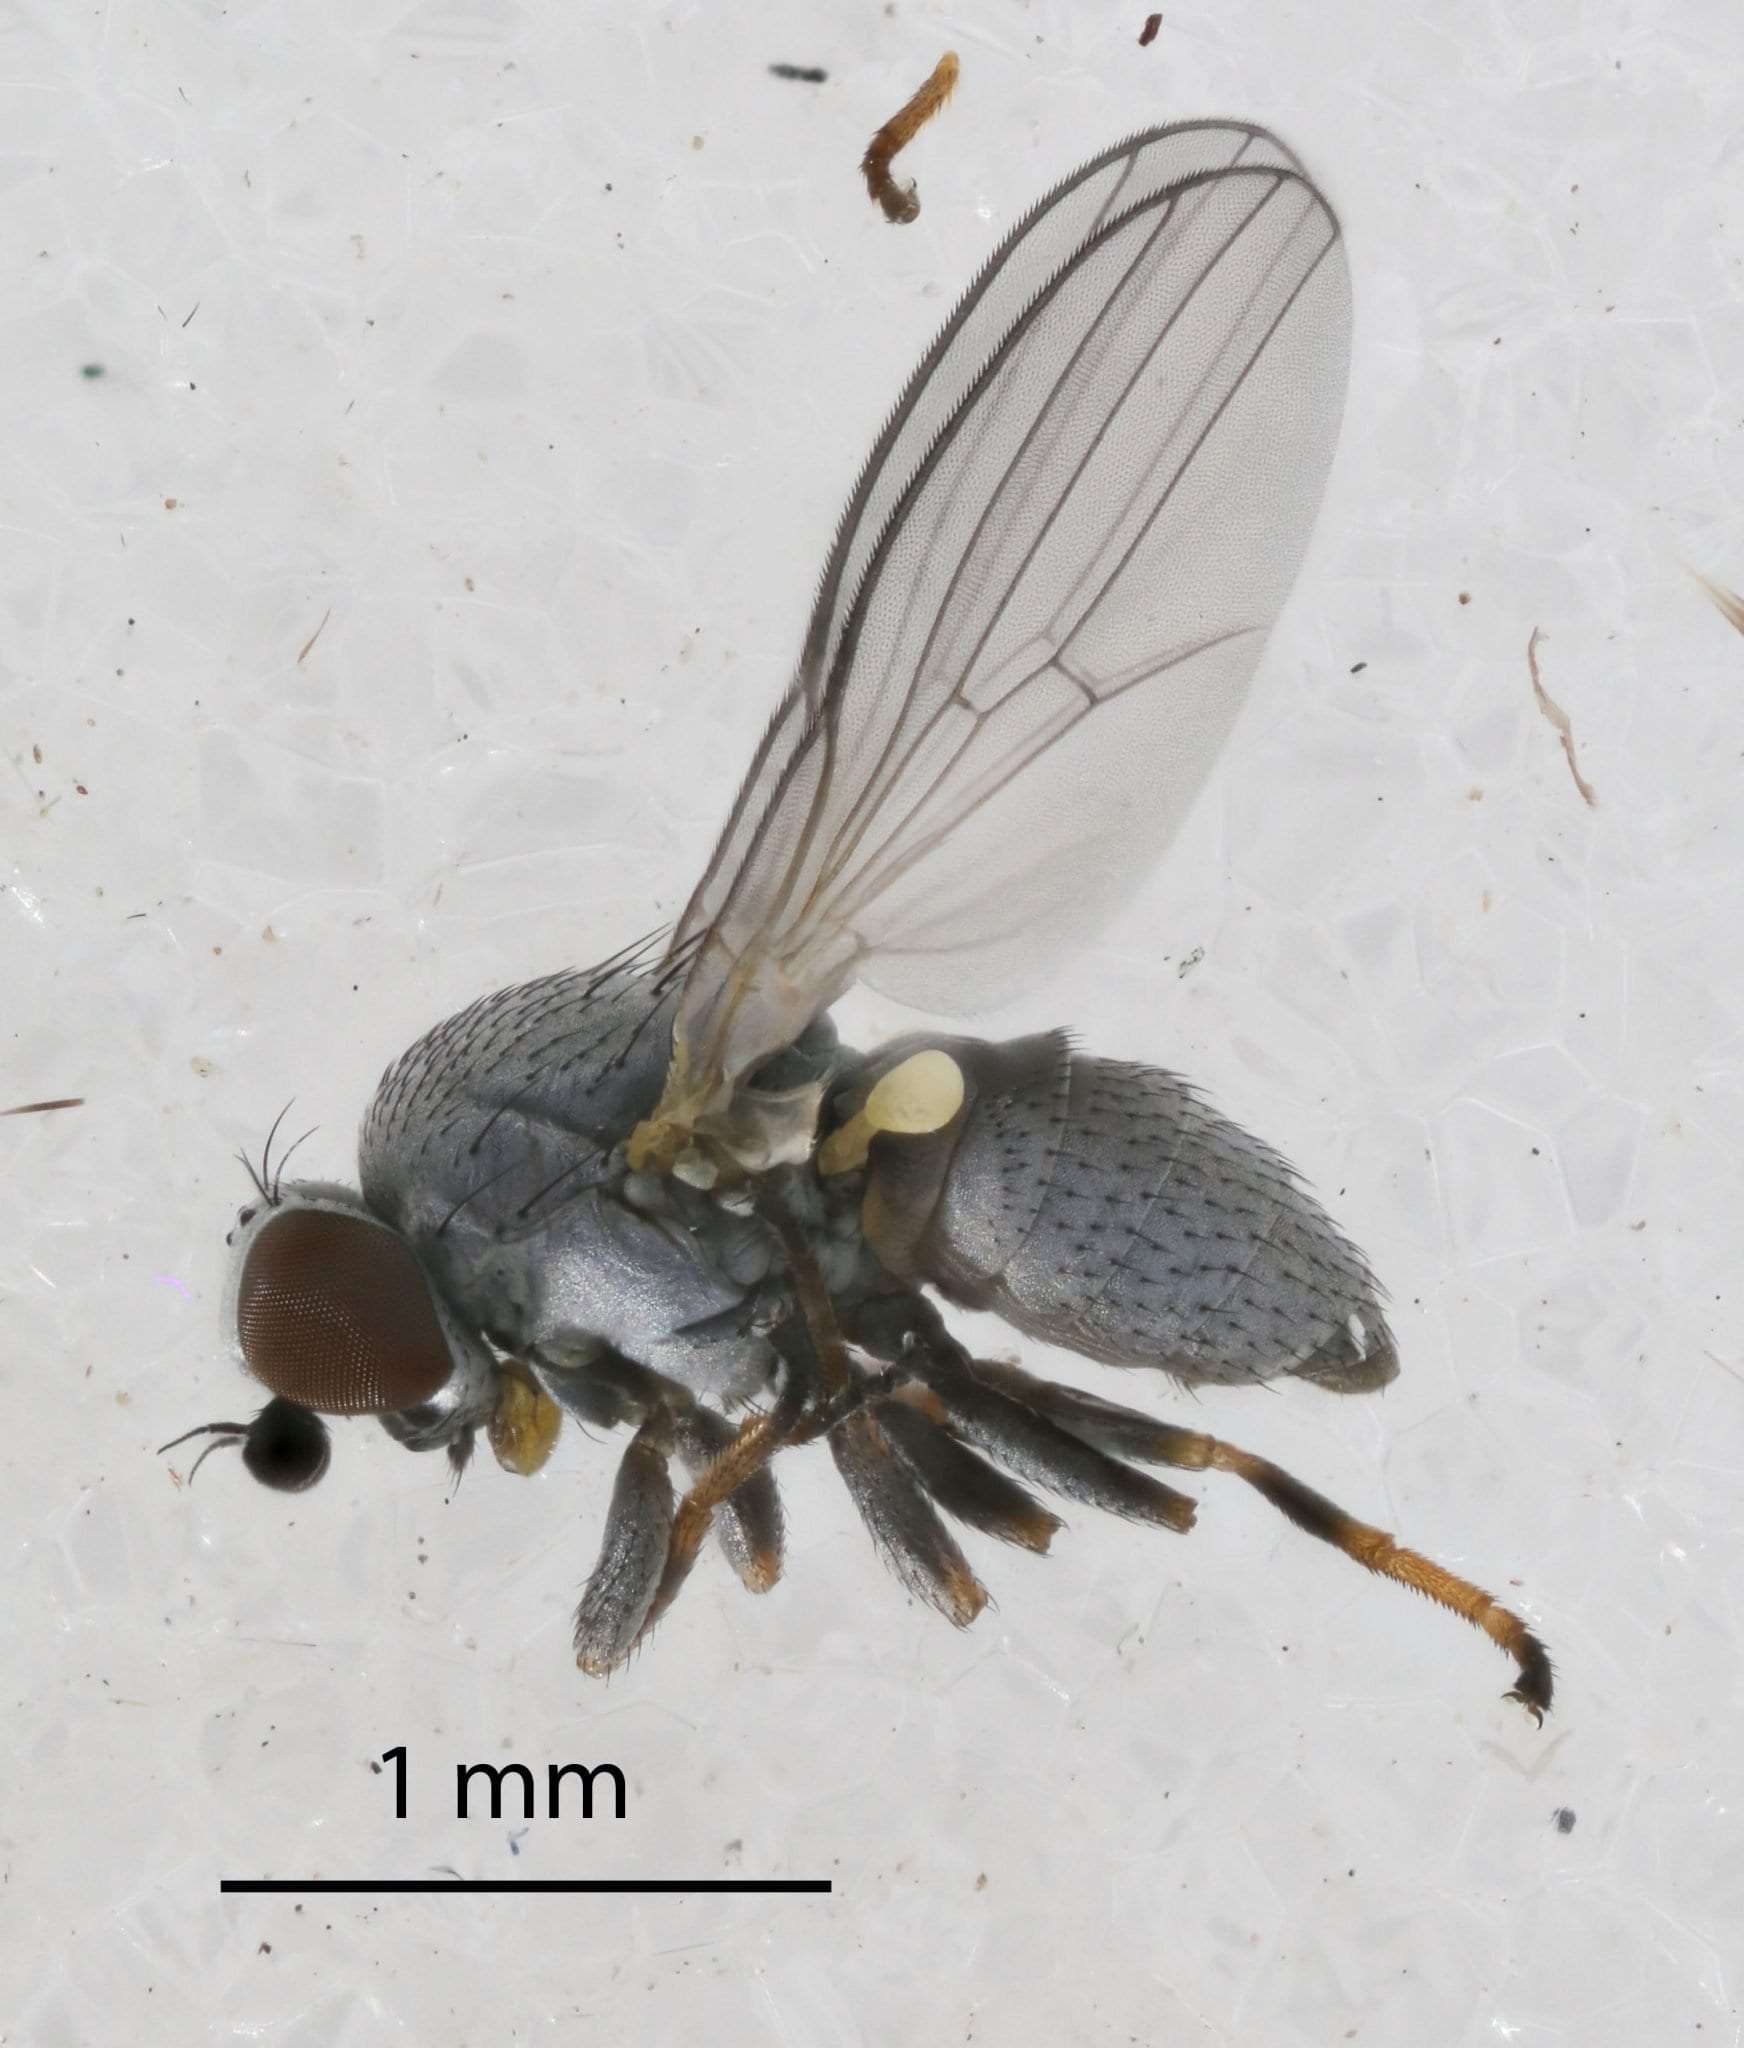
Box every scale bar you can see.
[221,1878,831,1895]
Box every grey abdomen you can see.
[869,1031,1397,1392]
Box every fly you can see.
[164,122,1552,1720]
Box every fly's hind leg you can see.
[961,1353,1554,1721]
[872,1396,1062,1556]
[874,1298,1199,1535]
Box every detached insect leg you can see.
[964,1355,1554,1720]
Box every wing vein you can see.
[656,124,1351,1114]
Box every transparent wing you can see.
[669,122,1351,1107]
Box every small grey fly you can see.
[164,123,1552,1719]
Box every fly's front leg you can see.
[617,1171,847,1650]
[533,1342,784,1674]
[533,1345,683,1675]
[540,1342,785,1597]
[572,1407,678,1676]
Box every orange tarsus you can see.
[863,52,959,225]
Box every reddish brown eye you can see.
[237,1208,454,1416]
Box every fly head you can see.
[161,1132,497,1489]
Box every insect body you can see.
[166,123,1552,1717]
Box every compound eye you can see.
[236,1207,454,1416]
[242,1399,331,1491]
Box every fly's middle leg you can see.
[865,1296,1199,1534]
[630,1363,808,1649]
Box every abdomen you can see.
[856,1031,1397,1393]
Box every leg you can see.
[632,1210,934,1640]
[670,1404,785,1596]
[572,1410,677,1676]
[639,1166,851,1631]
[639,1178,1013,1638]
[534,1343,785,1668]
[534,1338,784,1587]
[960,1354,1554,1720]
[750,1170,852,1400]
[565,1177,863,1670]
[885,1297,1198,1533]
[632,1362,809,1646]
[873,1395,1061,1555]
[830,1409,988,1627]
[907,1368,1199,1534]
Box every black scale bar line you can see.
[221,1878,831,1895]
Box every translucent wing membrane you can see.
[670,122,1351,1107]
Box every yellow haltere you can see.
[817,1049,965,1177]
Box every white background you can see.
[5,2,1742,2042]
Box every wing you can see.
[664,121,1351,1124]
